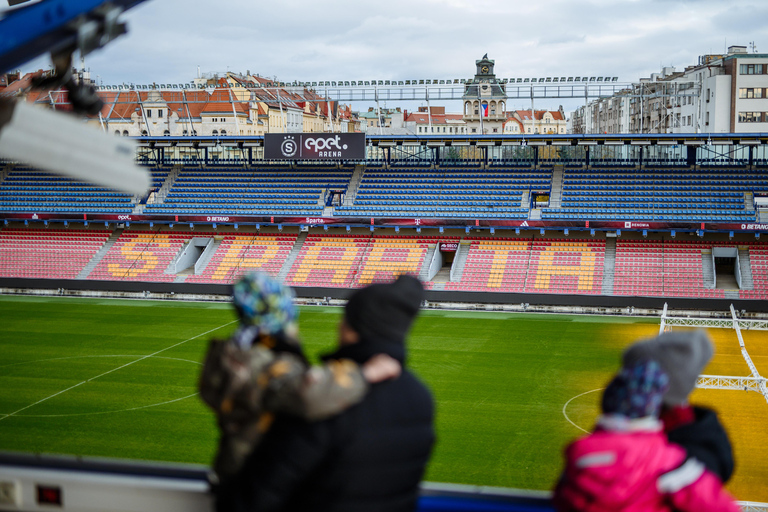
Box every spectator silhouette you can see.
[553,359,739,512]
[218,274,435,512]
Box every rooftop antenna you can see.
[750,41,758,53]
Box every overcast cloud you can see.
[6,0,768,113]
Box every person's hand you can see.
[362,354,401,383]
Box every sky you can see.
[6,0,768,114]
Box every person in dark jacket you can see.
[218,274,435,512]
[623,329,734,483]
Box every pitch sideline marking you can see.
[85,320,237,383]
[18,392,200,418]
[0,320,236,422]
[562,388,603,434]
[0,355,203,371]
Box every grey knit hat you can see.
[622,329,714,406]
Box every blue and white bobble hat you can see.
[232,272,298,342]
[602,359,670,419]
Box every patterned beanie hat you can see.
[232,273,298,339]
[602,359,670,419]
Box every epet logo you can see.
[118,215,132,221]
[305,135,348,157]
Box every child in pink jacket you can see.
[553,359,739,512]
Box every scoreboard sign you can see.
[264,133,365,160]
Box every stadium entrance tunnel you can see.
[0,452,555,512]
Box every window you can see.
[687,115,692,126]
[212,130,218,135]
[471,128,477,133]
[221,130,226,135]
[146,110,151,118]
[738,111,766,123]
[122,130,129,136]
[492,128,498,133]
[163,129,170,136]
[739,88,765,99]
[115,130,120,135]
[158,109,163,118]
[740,64,766,75]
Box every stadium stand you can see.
[740,244,768,300]
[445,238,605,294]
[543,167,761,222]
[284,235,369,288]
[88,231,193,282]
[0,228,110,279]
[0,167,135,214]
[185,234,296,284]
[336,167,546,218]
[144,165,352,216]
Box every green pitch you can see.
[0,295,659,491]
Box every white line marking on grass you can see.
[0,320,235,421]
[86,320,236,383]
[17,392,200,418]
[0,355,203,371]
[562,388,603,434]
[0,381,87,422]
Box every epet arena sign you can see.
[264,133,365,160]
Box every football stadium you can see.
[3,2,768,512]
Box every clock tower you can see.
[475,54,495,79]
[463,54,507,134]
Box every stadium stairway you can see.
[0,164,9,186]
[341,164,366,207]
[745,192,755,213]
[429,267,451,290]
[549,165,564,208]
[702,251,715,289]
[601,238,616,295]
[277,232,308,281]
[449,239,470,283]
[76,228,123,279]
[739,248,755,290]
[154,166,181,205]
[190,238,222,278]
[419,244,438,282]
[760,209,768,223]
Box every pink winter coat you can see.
[553,415,739,512]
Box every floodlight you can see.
[524,78,530,83]
[589,77,596,81]
[560,77,566,82]
[596,77,603,82]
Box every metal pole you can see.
[426,87,432,135]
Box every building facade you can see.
[572,46,768,134]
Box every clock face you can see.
[481,65,489,73]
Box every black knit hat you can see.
[345,275,424,347]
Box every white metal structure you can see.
[659,303,768,404]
